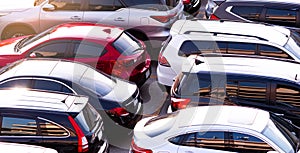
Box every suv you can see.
[0,58,143,129]
[0,89,109,153]
[170,55,300,126]
[0,0,184,51]
[157,19,300,87]
[209,0,300,31]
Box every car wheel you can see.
[2,26,34,40]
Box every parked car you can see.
[170,55,300,126]
[0,22,151,86]
[209,0,300,32]
[0,89,109,153]
[0,142,58,153]
[157,19,300,87]
[0,58,143,129]
[131,105,300,153]
[0,0,184,53]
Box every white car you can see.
[131,105,300,153]
[157,19,300,87]
[0,142,57,153]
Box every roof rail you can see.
[183,30,268,41]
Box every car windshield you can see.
[284,31,300,59]
[122,0,169,10]
[262,114,299,153]
[79,67,116,96]
[113,32,143,56]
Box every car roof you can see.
[0,89,88,113]
[49,22,124,41]
[225,0,300,5]
[171,20,290,46]
[0,58,91,83]
[182,55,300,82]
[177,106,270,132]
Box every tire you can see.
[2,26,34,40]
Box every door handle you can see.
[70,16,81,21]
[114,17,125,21]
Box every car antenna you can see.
[295,74,298,80]
[195,58,204,65]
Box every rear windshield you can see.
[113,32,143,56]
[75,103,101,133]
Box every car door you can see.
[39,0,84,33]
[26,40,72,58]
[82,0,129,29]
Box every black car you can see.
[209,0,300,32]
[0,89,109,153]
[0,58,143,129]
[170,55,300,127]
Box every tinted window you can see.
[0,79,31,89]
[177,74,211,96]
[113,32,142,56]
[1,117,37,136]
[265,8,297,26]
[226,81,238,97]
[179,132,225,150]
[276,84,300,108]
[215,42,227,53]
[259,45,292,59]
[88,0,123,11]
[231,6,263,21]
[30,42,69,58]
[75,104,101,133]
[39,120,69,137]
[72,41,107,58]
[33,80,73,94]
[179,41,217,56]
[227,43,256,55]
[238,81,267,102]
[230,132,274,152]
[50,0,82,10]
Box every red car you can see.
[0,22,151,86]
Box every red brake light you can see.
[210,14,220,20]
[171,97,191,110]
[158,53,170,67]
[183,0,191,4]
[68,116,88,153]
[150,12,177,23]
[108,107,130,117]
[131,140,153,153]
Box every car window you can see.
[227,42,256,55]
[33,80,73,94]
[122,0,168,10]
[88,0,123,11]
[39,119,69,137]
[30,42,70,58]
[72,41,107,58]
[179,41,216,56]
[75,103,101,133]
[265,8,297,27]
[177,73,211,97]
[237,81,267,102]
[258,45,292,59]
[50,0,82,11]
[0,79,32,89]
[229,132,274,152]
[113,32,142,56]
[1,117,37,136]
[231,6,263,21]
[275,84,300,108]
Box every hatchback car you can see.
[0,89,108,153]
[209,0,300,32]
[170,55,300,126]
[0,58,143,129]
[157,19,300,87]
[0,0,184,52]
[0,22,151,86]
[131,105,300,153]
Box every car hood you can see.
[102,79,137,102]
[0,37,24,55]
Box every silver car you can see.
[0,0,184,50]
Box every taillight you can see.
[68,116,88,153]
[209,14,220,20]
[150,12,177,23]
[171,97,191,110]
[183,0,191,4]
[108,107,130,117]
[131,140,153,153]
[158,53,170,67]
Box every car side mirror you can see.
[42,4,55,11]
